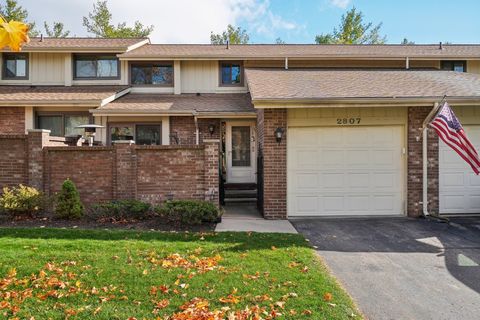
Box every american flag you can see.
[430,102,480,175]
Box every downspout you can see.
[193,110,199,145]
[422,124,429,216]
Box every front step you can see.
[224,183,257,190]
[223,183,258,204]
[225,189,257,198]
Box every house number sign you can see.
[336,118,361,125]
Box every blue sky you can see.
[22,0,480,44]
[247,0,480,44]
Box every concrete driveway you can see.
[291,217,480,320]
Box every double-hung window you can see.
[74,54,120,79]
[220,61,243,86]
[2,53,28,80]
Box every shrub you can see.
[157,200,222,225]
[90,199,151,220]
[55,179,84,219]
[0,185,44,217]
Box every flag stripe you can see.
[429,102,480,175]
[431,123,480,174]
[431,122,480,169]
[431,119,480,167]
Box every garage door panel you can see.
[323,196,345,211]
[348,173,370,188]
[294,173,318,189]
[295,150,319,167]
[288,126,404,216]
[321,150,345,167]
[322,172,345,189]
[440,125,480,214]
[373,150,397,166]
[346,129,370,145]
[346,150,370,165]
[373,173,396,188]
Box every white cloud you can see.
[21,0,298,43]
[329,0,351,9]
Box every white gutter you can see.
[193,110,199,145]
[422,126,429,216]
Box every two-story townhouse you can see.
[2,38,480,219]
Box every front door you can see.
[226,121,256,183]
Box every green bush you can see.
[156,200,222,225]
[55,179,84,219]
[90,199,151,220]
[0,185,44,217]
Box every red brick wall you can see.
[407,107,439,217]
[44,147,115,205]
[136,145,206,203]
[170,116,221,145]
[257,109,287,219]
[0,135,27,188]
[0,107,25,135]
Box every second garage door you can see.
[288,126,405,217]
[440,125,480,214]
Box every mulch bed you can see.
[0,214,216,232]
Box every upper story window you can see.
[220,61,243,86]
[130,62,174,86]
[74,54,120,79]
[2,53,28,80]
[441,61,466,73]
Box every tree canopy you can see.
[83,0,153,38]
[315,7,386,44]
[401,38,415,45]
[0,0,38,36]
[210,24,249,45]
[44,21,70,38]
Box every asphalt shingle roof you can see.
[5,38,149,52]
[119,44,480,59]
[93,93,255,115]
[245,69,480,102]
[0,86,130,105]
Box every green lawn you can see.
[0,228,360,319]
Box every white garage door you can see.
[288,126,404,216]
[440,125,480,214]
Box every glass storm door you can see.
[226,122,256,183]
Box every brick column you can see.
[407,107,439,217]
[203,139,220,205]
[27,129,50,190]
[113,141,137,200]
[258,109,287,219]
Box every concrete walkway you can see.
[215,204,297,233]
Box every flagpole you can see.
[422,95,446,217]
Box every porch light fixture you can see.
[208,124,215,135]
[274,127,284,144]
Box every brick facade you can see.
[0,107,25,135]
[44,147,115,205]
[407,107,439,217]
[0,131,220,207]
[136,145,206,203]
[257,109,287,219]
[0,135,27,188]
[170,116,221,145]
